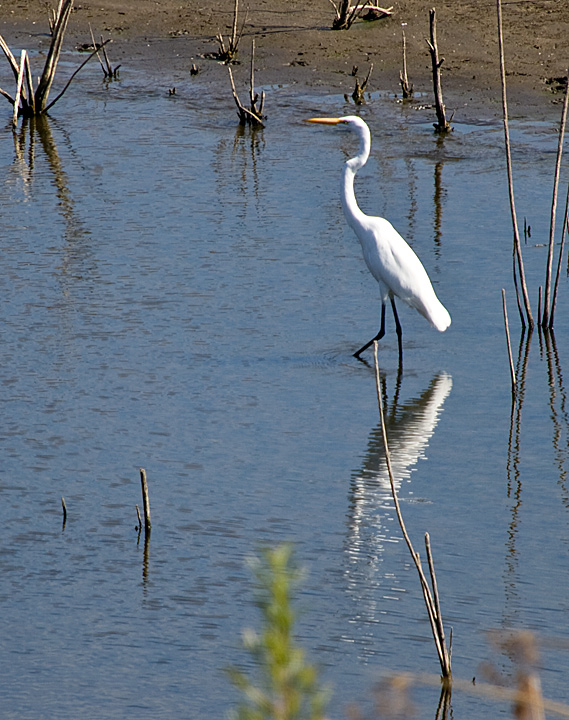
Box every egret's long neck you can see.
[340,127,371,231]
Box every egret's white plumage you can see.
[307,115,451,359]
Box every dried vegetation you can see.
[0,0,108,126]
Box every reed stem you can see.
[497,0,534,329]
[543,73,568,329]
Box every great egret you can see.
[306,115,451,360]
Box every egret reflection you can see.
[344,372,452,633]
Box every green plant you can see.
[228,545,328,720]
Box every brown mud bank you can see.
[2,0,568,121]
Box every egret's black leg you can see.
[390,297,403,361]
[353,302,386,359]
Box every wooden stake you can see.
[426,8,451,133]
[139,468,151,534]
[399,24,414,98]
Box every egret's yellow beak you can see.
[305,117,343,125]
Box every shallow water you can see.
[0,58,568,718]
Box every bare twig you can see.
[496,0,534,330]
[48,0,63,34]
[426,8,452,133]
[0,33,22,79]
[89,25,120,78]
[373,342,452,679]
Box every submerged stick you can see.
[61,496,67,525]
[502,289,517,395]
[373,342,452,678]
[139,468,151,534]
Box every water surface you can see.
[1,60,568,717]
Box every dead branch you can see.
[1,0,108,123]
[36,0,74,111]
[426,8,452,133]
[359,4,393,21]
[227,43,265,129]
[350,63,373,105]
[330,0,365,30]
[215,0,247,63]
[89,25,120,78]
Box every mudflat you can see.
[2,0,568,120]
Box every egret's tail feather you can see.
[431,303,451,332]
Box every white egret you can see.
[306,115,451,360]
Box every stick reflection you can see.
[344,372,452,632]
[504,327,568,622]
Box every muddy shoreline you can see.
[2,1,568,122]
